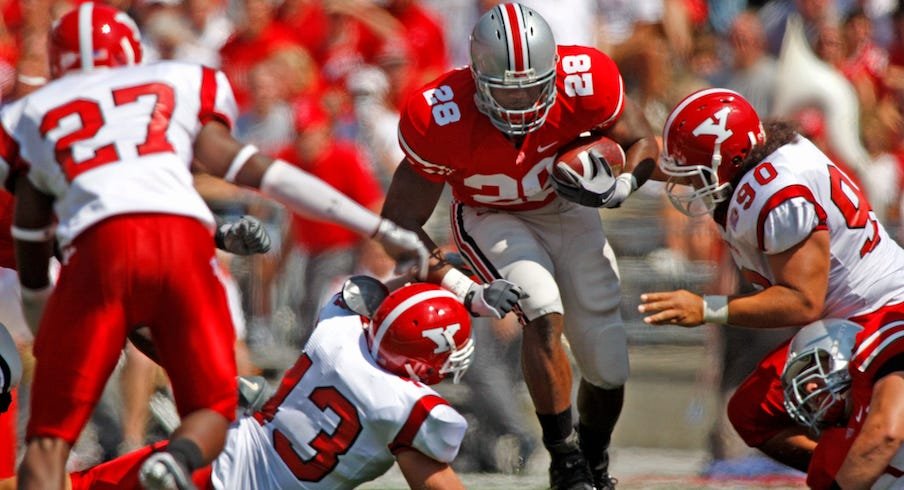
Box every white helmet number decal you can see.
[422,323,461,354]
[692,107,733,144]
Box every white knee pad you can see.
[503,260,563,320]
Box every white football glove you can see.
[373,219,429,280]
[464,279,524,319]
[214,215,271,255]
[552,150,637,208]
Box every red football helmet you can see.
[660,88,767,216]
[49,2,143,79]
[367,283,474,385]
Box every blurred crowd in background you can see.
[4,0,904,479]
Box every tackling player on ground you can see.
[0,280,474,490]
[781,318,904,489]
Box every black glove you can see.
[215,215,271,255]
[463,279,525,319]
[0,392,10,413]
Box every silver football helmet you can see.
[781,318,863,433]
[469,3,557,136]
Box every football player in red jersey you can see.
[638,88,904,472]
[781,318,904,490]
[382,3,661,488]
[7,3,428,489]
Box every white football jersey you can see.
[210,296,467,490]
[0,61,238,246]
[721,137,904,318]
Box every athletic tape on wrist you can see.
[441,267,475,301]
[17,74,48,86]
[10,225,55,242]
[703,295,729,324]
[224,144,258,183]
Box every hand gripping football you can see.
[552,135,626,182]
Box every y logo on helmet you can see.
[422,323,461,353]
[692,107,733,144]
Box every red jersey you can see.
[398,45,624,211]
[277,143,382,254]
[806,304,904,489]
[219,25,300,109]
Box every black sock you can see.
[538,407,575,449]
[577,382,624,473]
[578,422,611,473]
[166,438,204,473]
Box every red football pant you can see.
[0,389,17,477]
[69,441,214,490]
[27,214,237,444]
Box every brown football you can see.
[553,135,626,181]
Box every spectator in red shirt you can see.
[275,99,385,343]
[381,0,448,87]
[840,9,890,110]
[219,0,300,109]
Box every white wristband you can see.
[224,144,258,183]
[619,172,638,192]
[17,74,48,86]
[703,295,729,324]
[440,267,475,302]
[11,224,55,242]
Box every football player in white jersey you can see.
[638,88,904,472]
[47,280,473,490]
[6,3,428,488]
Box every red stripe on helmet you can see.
[503,3,525,72]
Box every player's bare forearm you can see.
[728,231,829,327]
[836,373,904,489]
[13,176,55,289]
[381,159,449,282]
[639,285,826,328]
[757,426,815,472]
[396,449,465,490]
[603,97,662,184]
[640,231,829,327]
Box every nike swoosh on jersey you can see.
[537,141,559,153]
